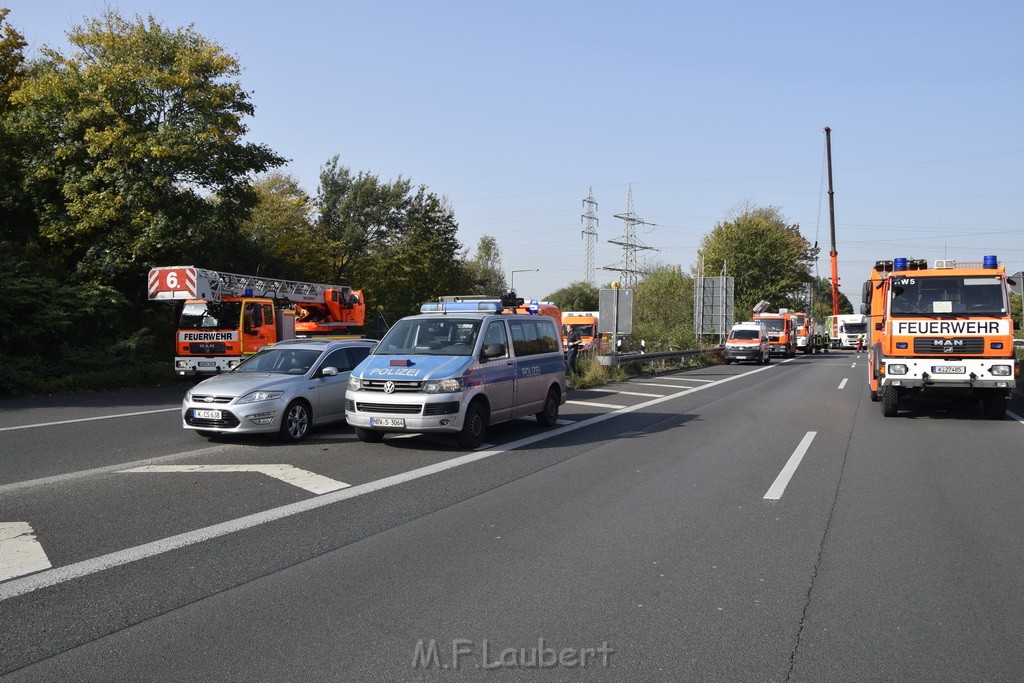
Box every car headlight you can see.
[237,390,285,404]
[348,376,362,391]
[990,365,1011,377]
[423,378,463,394]
[886,364,908,375]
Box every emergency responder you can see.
[565,324,582,375]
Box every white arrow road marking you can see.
[122,465,349,495]
[0,522,52,582]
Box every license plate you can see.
[932,366,965,374]
[198,361,217,367]
[194,409,222,420]
[735,355,748,360]
[370,417,405,428]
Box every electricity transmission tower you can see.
[581,187,599,285]
[604,184,656,287]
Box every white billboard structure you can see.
[694,276,735,341]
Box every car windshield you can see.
[375,318,482,356]
[730,329,761,340]
[757,318,785,332]
[233,348,322,374]
[889,275,1006,316]
[843,323,868,334]
[180,301,242,330]
[564,324,595,337]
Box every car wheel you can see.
[355,427,385,443]
[536,387,560,427]
[278,400,311,442]
[458,401,488,449]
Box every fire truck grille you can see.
[912,337,985,354]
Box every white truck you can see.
[825,313,868,349]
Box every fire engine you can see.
[148,266,365,376]
[753,308,796,358]
[863,255,1018,418]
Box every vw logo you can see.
[383,381,396,394]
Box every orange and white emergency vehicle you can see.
[791,310,816,355]
[148,266,364,376]
[863,255,1018,418]
[753,309,796,358]
[562,311,599,352]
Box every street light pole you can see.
[510,268,539,293]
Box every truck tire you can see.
[880,388,898,417]
[982,392,1008,420]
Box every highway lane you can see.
[2,352,1024,679]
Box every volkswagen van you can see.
[345,299,567,448]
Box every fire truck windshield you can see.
[180,301,243,330]
[889,275,1006,316]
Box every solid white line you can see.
[566,400,627,409]
[1007,410,1024,424]
[0,522,52,582]
[647,377,714,383]
[630,382,698,389]
[0,363,774,601]
[838,378,848,390]
[590,389,664,398]
[764,431,816,500]
[0,407,180,432]
[122,465,350,495]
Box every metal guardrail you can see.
[595,347,725,366]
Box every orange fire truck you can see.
[863,255,1018,418]
[753,309,796,358]
[148,266,364,376]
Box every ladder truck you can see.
[148,266,365,376]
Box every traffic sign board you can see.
[1009,271,1024,295]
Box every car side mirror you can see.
[321,366,338,377]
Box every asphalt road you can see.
[2,351,1023,681]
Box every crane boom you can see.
[825,127,840,317]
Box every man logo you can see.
[383,381,396,394]
[933,338,964,354]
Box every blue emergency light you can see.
[984,255,998,269]
[893,257,908,271]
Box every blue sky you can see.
[8,1,1024,309]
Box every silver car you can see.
[182,338,377,442]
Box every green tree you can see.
[632,266,695,350]
[695,205,816,317]
[316,157,470,323]
[238,172,317,280]
[0,8,33,243]
[9,10,285,295]
[465,235,507,296]
[546,281,599,311]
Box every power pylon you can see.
[581,187,599,285]
[604,184,656,287]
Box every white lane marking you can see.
[0,407,180,432]
[589,389,664,398]
[0,363,774,600]
[566,400,627,409]
[1007,410,1024,424]
[838,378,848,390]
[764,431,817,501]
[646,377,714,383]
[122,465,349,495]
[629,382,698,389]
[851,363,857,368]
[0,522,52,582]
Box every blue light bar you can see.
[893,257,908,271]
[419,301,503,313]
[983,255,998,269]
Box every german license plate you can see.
[736,355,748,360]
[194,409,222,420]
[370,417,405,428]
[198,361,216,367]
[932,366,965,374]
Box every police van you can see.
[345,297,568,448]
